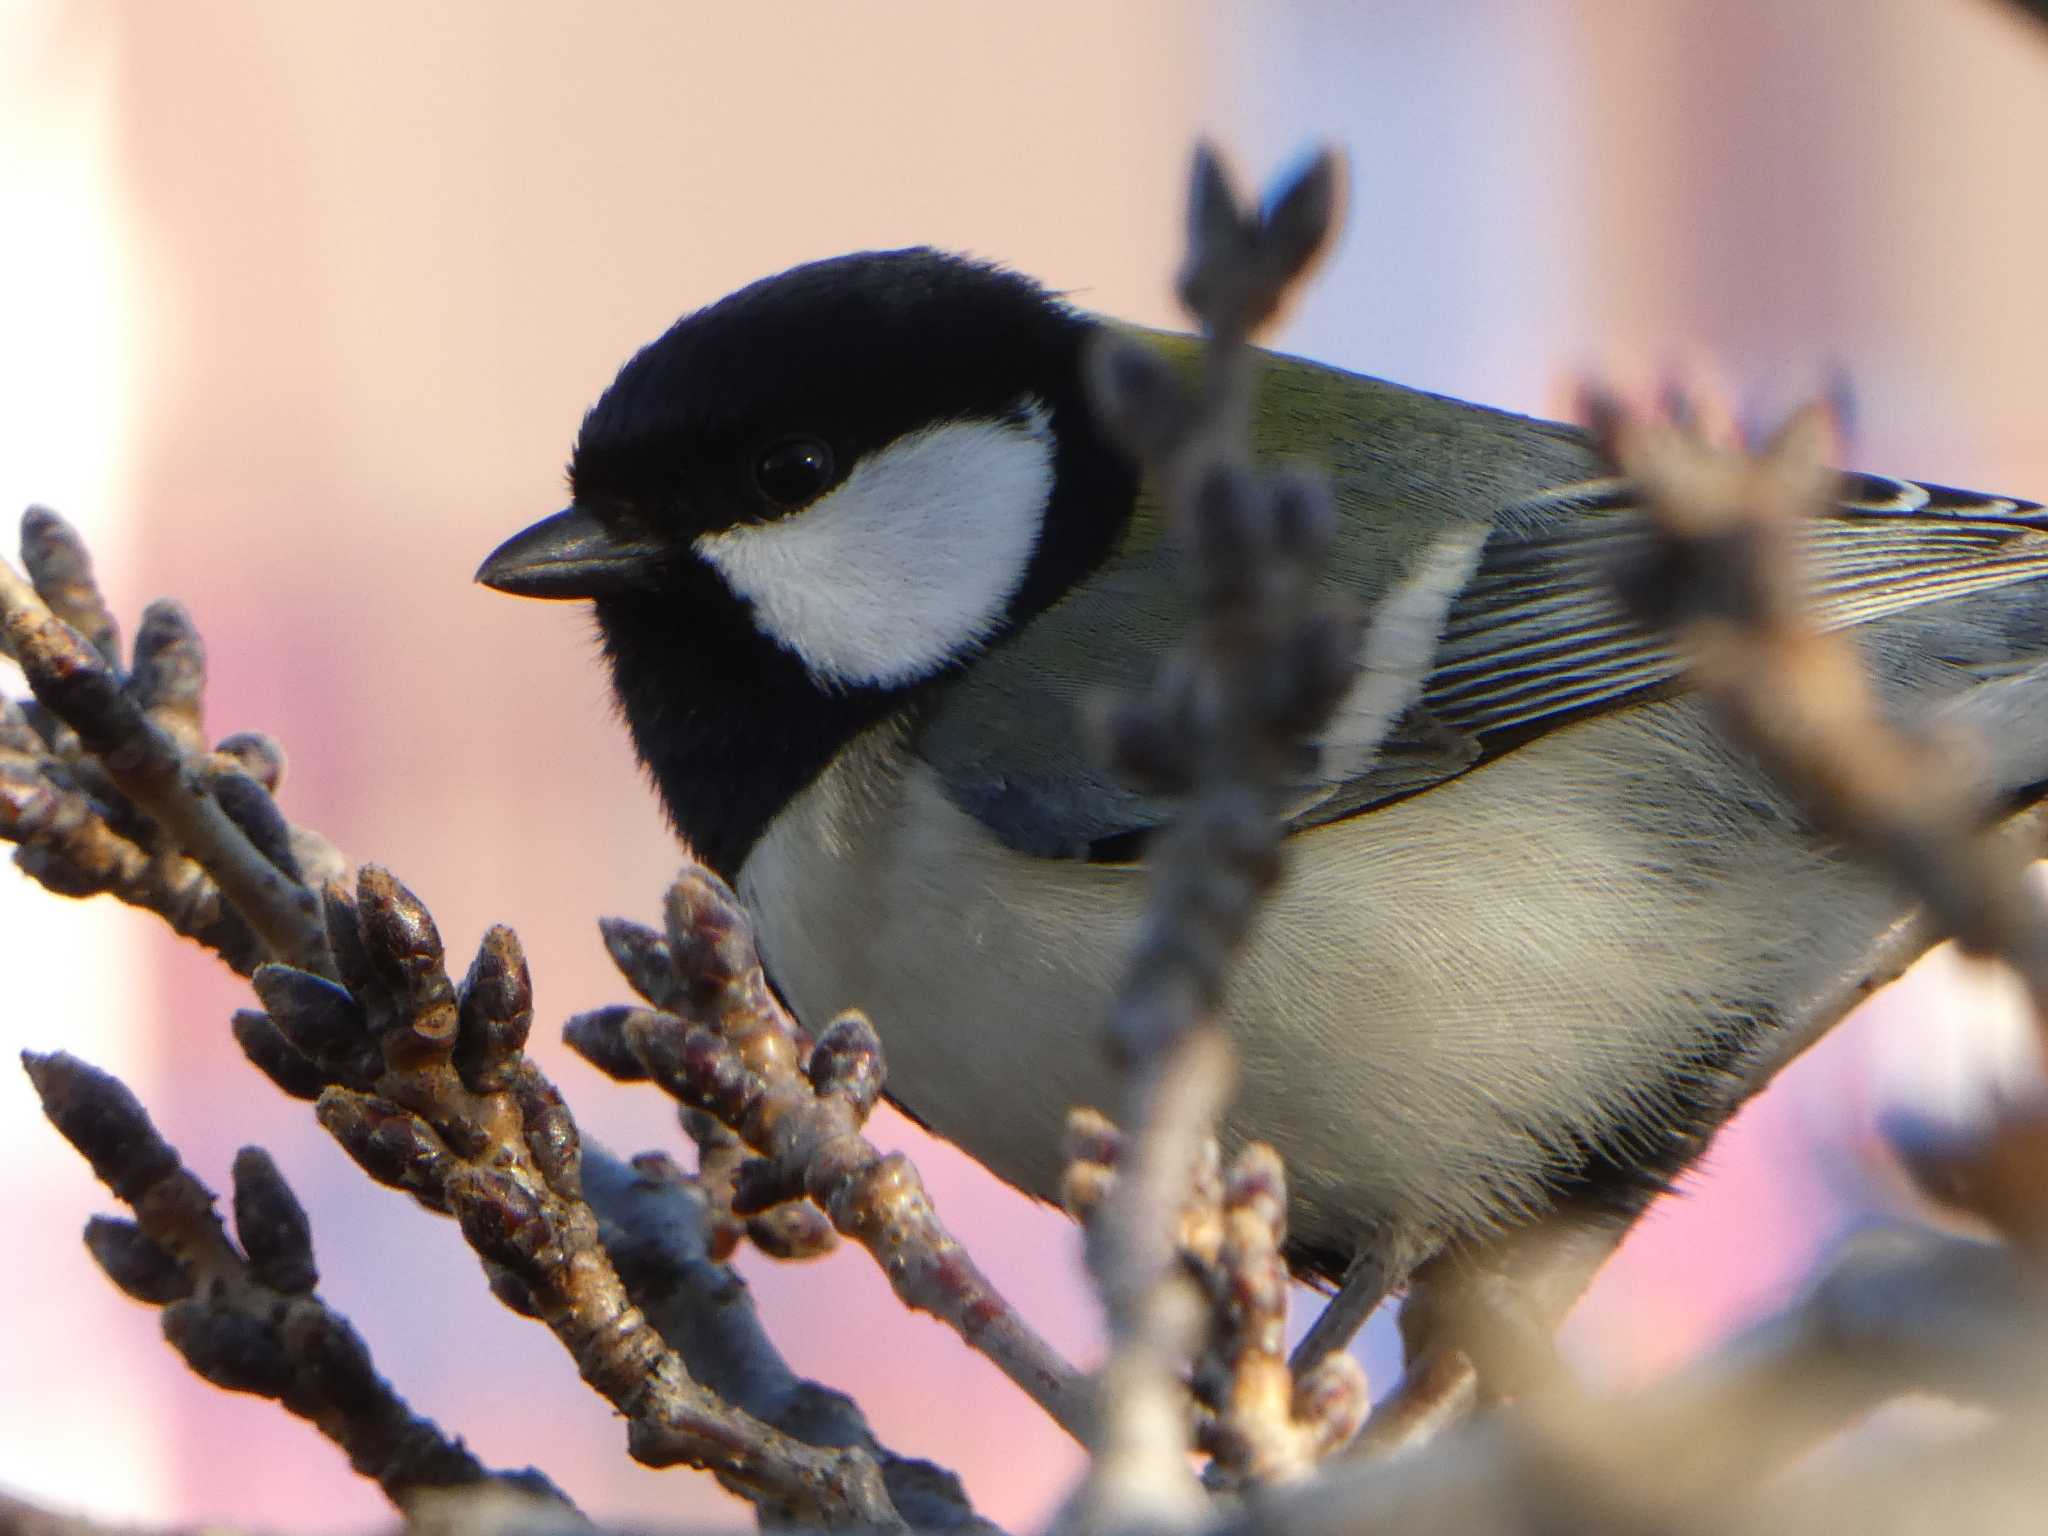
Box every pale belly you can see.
[738,699,1905,1277]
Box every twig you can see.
[1205,1217,2048,1536]
[0,1492,160,1536]
[1566,1224,2048,1500]
[248,867,905,1528]
[678,1110,839,1263]
[1063,1115,1367,1490]
[582,1148,1002,1534]
[5,507,995,1525]
[564,866,1091,1442]
[1062,1033,1235,1533]
[1595,398,2048,1039]
[1063,145,1392,1528]
[0,509,335,975]
[21,1051,568,1517]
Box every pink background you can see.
[4,3,2046,1529]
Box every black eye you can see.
[752,436,835,508]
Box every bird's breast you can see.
[735,700,1904,1273]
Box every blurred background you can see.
[3,0,2045,1528]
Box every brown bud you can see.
[316,1089,452,1209]
[213,731,285,792]
[561,1004,660,1081]
[204,764,301,880]
[321,882,380,1003]
[0,758,63,837]
[355,867,457,1054]
[665,869,757,997]
[1187,464,1268,589]
[1267,470,1337,563]
[23,1051,180,1204]
[630,1015,756,1123]
[486,1265,543,1318]
[1177,142,1253,320]
[514,1070,581,1199]
[1224,1142,1288,1241]
[1293,1353,1369,1459]
[455,925,533,1091]
[278,1306,382,1415]
[825,1150,916,1237]
[598,916,681,1011]
[1092,689,1197,797]
[231,1147,318,1295]
[1083,333,1189,464]
[1259,149,1341,286]
[1272,606,1364,738]
[745,1203,837,1261]
[20,505,121,665]
[1060,1160,1117,1222]
[449,1166,553,1273]
[252,964,370,1073]
[127,599,207,752]
[163,1299,292,1397]
[356,865,442,980]
[83,1216,192,1303]
[808,1011,884,1119]
[231,1009,332,1100]
[16,607,137,763]
[731,1155,805,1217]
[1065,1107,1123,1167]
[288,828,348,890]
[0,695,43,755]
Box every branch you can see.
[3,509,990,1526]
[250,868,904,1527]
[1,508,336,975]
[1062,1117,1367,1490]
[564,867,1090,1442]
[1062,145,1415,1528]
[1595,397,2048,1039]
[21,1051,568,1517]
[582,1147,999,1535]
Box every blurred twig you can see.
[1596,397,2048,1039]
[1063,1117,1368,1489]
[1062,145,1400,1527]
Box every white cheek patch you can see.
[695,402,1054,689]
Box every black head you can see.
[478,248,1138,876]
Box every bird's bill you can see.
[475,506,667,598]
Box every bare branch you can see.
[1063,1115,1367,1490]
[583,1147,999,1535]
[4,508,999,1526]
[254,867,905,1528]
[1065,144,1395,1528]
[566,865,1090,1442]
[1596,398,2048,1039]
[0,509,334,975]
[21,1051,567,1517]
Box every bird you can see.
[478,246,2048,1344]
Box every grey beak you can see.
[475,506,668,599]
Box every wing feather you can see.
[914,334,2047,857]
[1424,483,2048,743]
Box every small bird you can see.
[480,248,2048,1334]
